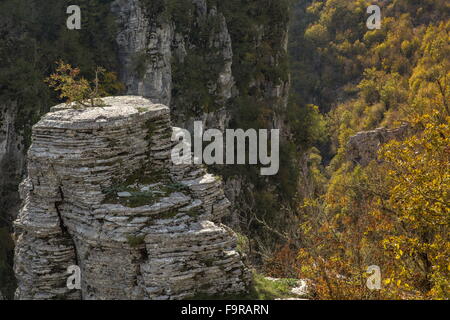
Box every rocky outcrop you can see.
[14,96,250,300]
[2,2,291,297]
[346,124,411,166]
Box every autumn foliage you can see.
[45,60,124,108]
[266,2,449,300]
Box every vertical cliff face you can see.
[111,0,235,130]
[112,0,174,106]
[0,103,24,298]
[111,0,290,129]
[0,103,25,222]
[14,96,250,300]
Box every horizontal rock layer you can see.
[14,96,250,300]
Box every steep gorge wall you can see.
[14,96,250,300]
[112,0,290,129]
[111,0,233,130]
[0,102,25,222]
[0,103,24,297]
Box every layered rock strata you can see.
[14,96,250,300]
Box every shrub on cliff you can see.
[45,61,123,108]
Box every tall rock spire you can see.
[14,96,250,300]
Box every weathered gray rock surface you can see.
[14,96,250,300]
[111,0,289,129]
[346,124,411,166]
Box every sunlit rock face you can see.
[346,124,411,166]
[13,96,250,300]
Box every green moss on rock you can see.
[127,235,146,247]
[187,272,302,300]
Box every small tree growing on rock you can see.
[45,60,121,108]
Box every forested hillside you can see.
[266,0,449,299]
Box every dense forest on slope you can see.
[266,0,449,299]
